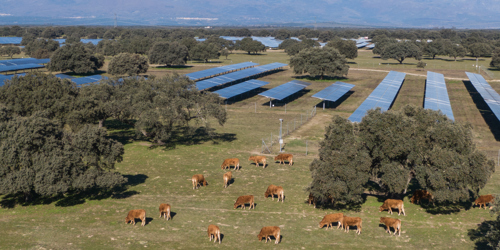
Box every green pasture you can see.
[1,49,500,249]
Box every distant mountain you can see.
[1,0,500,28]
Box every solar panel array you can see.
[70,75,107,85]
[55,74,75,79]
[0,73,26,87]
[259,80,311,100]
[53,39,103,45]
[466,72,500,122]
[0,37,22,44]
[348,71,406,122]
[366,44,375,49]
[213,80,268,99]
[312,82,355,102]
[425,71,454,120]
[0,63,45,73]
[0,58,50,66]
[196,62,287,91]
[186,62,258,81]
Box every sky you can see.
[1,0,500,28]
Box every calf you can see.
[274,153,293,166]
[319,213,343,230]
[308,193,316,208]
[207,224,221,244]
[223,171,232,188]
[249,155,267,168]
[379,199,406,216]
[264,185,285,202]
[192,174,208,189]
[234,195,255,209]
[380,217,401,236]
[159,203,171,220]
[474,194,494,209]
[125,209,146,226]
[257,226,281,244]
[411,190,433,205]
[221,158,240,170]
[342,216,362,235]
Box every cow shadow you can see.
[378,224,398,235]
[249,163,267,168]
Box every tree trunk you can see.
[99,119,104,128]
[403,174,413,195]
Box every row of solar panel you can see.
[259,80,311,100]
[0,37,23,44]
[425,71,454,120]
[195,62,287,91]
[0,64,45,73]
[186,62,258,81]
[0,73,26,87]
[466,72,500,123]
[0,58,50,66]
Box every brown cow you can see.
[342,216,362,234]
[380,217,401,236]
[223,171,232,188]
[319,213,343,230]
[411,190,433,205]
[125,209,146,226]
[221,158,240,170]
[192,174,208,189]
[379,199,406,216]
[308,193,316,208]
[207,224,221,244]
[274,153,293,165]
[249,156,267,168]
[234,195,255,209]
[257,226,281,244]
[159,203,171,220]
[264,185,285,202]
[474,194,495,209]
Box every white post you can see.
[323,101,325,110]
[279,119,283,152]
[270,99,272,108]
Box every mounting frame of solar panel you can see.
[466,72,500,122]
[312,81,355,109]
[259,80,311,107]
[186,62,259,81]
[348,71,406,122]
[213,79,268,99]
[424,71,454,121]
[195,62,287,91]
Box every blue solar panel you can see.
[213,80,268,99]
[366,44,375,49]
[55,74,75,79]
[425,71,454,121]
[220,36,283,48]
[466,72,500,123]
[348,71,406,122]
[259,80,311,100]
[312,82,355,102]
[53,39,103,45]
[186,62,259,81]
[0,58,50,66]
[0,73,26,87]
[196,62,287,91]
[0,37,23,44]
[71,75,107,85]
[0,63,45,73]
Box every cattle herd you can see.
[125,153,496,244]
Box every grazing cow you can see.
[257,226,281,244]
[319,213,343,230]
[221,158,240,170]
[342,216,362,235]
[223,171,232,188]
[274,153,293,166]
[207,224,221,244]
[411,190,433,205]
[234,195,255,209]
[125,209,146,226]
[192,174,208,189]
[249,156,267,168]
[264,185,285,202]
[308,193,316,208]
[380,217,401,236]
[474,194,495,209]
[159,203,171,220]
[379,199,406,216]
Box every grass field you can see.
[1,49,500,249]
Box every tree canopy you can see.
[308,105,495,208]
[377,41,423,64]
[148,41,189,66]
[24,39,60,58]
[326,38,358,59]
[190,42,220,62]
[236,38,266,54]
[47,43,104,74]
[108,53,149,76]
[0,46,21,59]
[289,47,349,79]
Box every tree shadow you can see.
[0,174,147,208]
[314,91,354,109]
[463,80,500,141]
[154,65,194,69]
[292,75,348,81]
[468,216,499,250]
[65,70,106,77]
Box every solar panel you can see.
[259,80,311,100]
[213,80,268,99]
[53,39,103,45]
[348,71,406,122]
[0,63,45,73]
[70,75,107,85]
[195,62,287,91]
[366,44,375,49]
[312,82,355,102]
[425,71,454,120]
[466,72,500,122]
[55,74,75,79]
[0,58,50,66]
[186,62,259,81]
[0,37,23,44]
[0,73,26,87]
